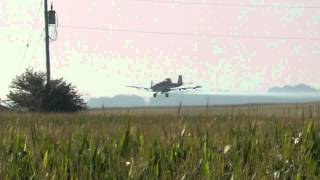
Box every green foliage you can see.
[7,69,86,112]
[7,69,46,111]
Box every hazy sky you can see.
[1,0,320,100]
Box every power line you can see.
[18,0,44,74]
[29,29,45,64]
[18,29,45,72]
[59,24,320,41]
[135,0,320,9]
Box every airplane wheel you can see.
[153,93,157,98]
[165,93,169,98]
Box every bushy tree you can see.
[7,69,86,112]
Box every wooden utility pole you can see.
[44,0,51,85]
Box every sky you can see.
[0,0,320,100]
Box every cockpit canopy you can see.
[165,78,172,83]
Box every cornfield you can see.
[0,105,319,179]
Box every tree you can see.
[7,69,86,112]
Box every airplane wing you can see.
[170,86,202,91]
[127,86,153,91]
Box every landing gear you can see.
[153,92,169,98]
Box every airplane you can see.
[127,75,202,98]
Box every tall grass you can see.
[0,109,319,179]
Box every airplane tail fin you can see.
[178,75,183,85]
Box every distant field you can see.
[0,103,320,179]
[89,102,320,119]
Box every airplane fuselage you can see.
[151,82,182,93]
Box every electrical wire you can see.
[49,11,59,41]
[18,0,44,74]
[135,0,320,9]
[29,29,45,67]
[59,24,320,41]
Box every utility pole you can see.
[44,0,51,85]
